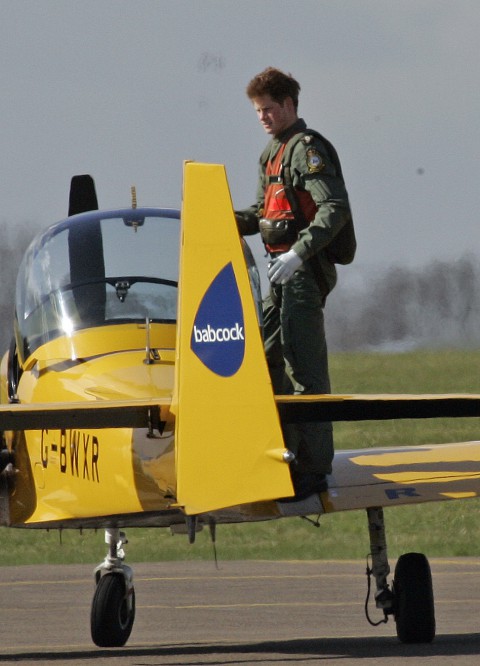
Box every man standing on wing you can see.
[235,67,355,500]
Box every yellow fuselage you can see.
[4,323,179,526]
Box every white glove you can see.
[267,249,303,285]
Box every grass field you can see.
[1,349,479,566]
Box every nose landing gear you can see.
[91,528,135,647]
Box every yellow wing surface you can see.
[321,441,480,513]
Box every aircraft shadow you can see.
[1,633,480,663]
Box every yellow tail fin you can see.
[173,162,293,514]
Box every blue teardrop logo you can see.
[191,263,245,377]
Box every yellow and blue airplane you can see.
[1,162,480,647]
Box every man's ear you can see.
[283,96,297,117]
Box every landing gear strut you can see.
[91,528,135,647]
[365,506,435,643]
[366,507,395,619]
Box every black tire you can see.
[393,552,435,643]
[90,573,135,647]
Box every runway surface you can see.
[0,558,479,665]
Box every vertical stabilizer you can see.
[174,162,293,514]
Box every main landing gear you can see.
[366,506,436,643]
[91,528,135,647]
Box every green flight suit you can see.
[236,118,352,478]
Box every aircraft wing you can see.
[277,393,480,422]
[331,440,480,509]
[1,393,480,432]
[273,438,480,520]
[0,399,170,431]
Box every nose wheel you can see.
[91,528,135,647]
[91,572,135,647]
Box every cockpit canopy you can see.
[15,207,263,364]
[15,209,180,361]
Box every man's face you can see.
[252,94,297,137]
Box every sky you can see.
[1,0,479,279]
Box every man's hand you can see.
[267,249,302,285]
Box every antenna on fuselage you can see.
[127,186,142,232]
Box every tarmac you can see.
[0,558,479,665]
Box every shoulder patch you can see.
[306,147,324,173]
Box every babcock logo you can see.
[191,263,245,377]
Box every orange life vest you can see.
[263,142,317,253]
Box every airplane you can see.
[1,161,480,648]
